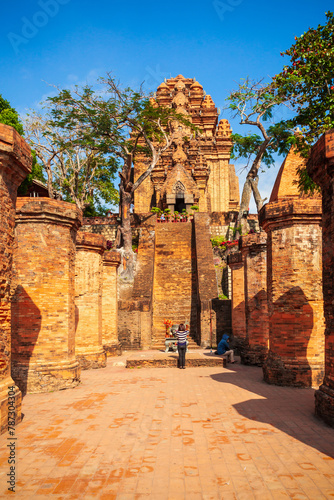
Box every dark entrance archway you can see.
[175,192,186,213]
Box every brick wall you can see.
[12,198,82,394]
[260,198,324,387]
[227,252,246,352]
[118,215,156,350]
[118,300,151,350]
[240,233,269,366]
[307,129,334,426]
[212,298,232,344]
[75,232,107,369]
[0,125,31,433]
[102,250,121,356]
[194,213,219,347]
[152,222,196,348]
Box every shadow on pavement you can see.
[210,365,334,458]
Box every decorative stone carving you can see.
[133,75,239,214]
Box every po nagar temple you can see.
[1,74,334,438]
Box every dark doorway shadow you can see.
[212,298,231,345]
[11,285,42,396]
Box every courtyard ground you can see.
[0,351,334,499]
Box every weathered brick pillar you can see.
[75,232,107,369]
[227,252,246,351]
[194,213,218,348]
[240,232,269,366]
[102,250,122,356]
[307,130,334,425]
[12,198,82,394]
[259,198,324,387]
[0,125,31,433]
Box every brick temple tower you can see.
[133,75,240,214]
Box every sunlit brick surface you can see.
[152,222,196,349]
[240,233,269,366]
[228,252,246,350]
[75,232,107,370]
[260,147,325,388]
[0,125,31,433]
[1,360,333,498]
[102,251,121,356]
[308,129,334,426]
[12,198,82,394]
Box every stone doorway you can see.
[175,192,186,213]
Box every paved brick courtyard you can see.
[1,353,334,499]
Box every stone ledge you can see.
[240,232,267,250]
[259,198,322,231]
[0,124,32,175]
[126,357,226,368]
[16,197,82,229]
[104,250,121,266]
[118,299,151,312]
[76,231,107,251]
[11,360,81,395]
[227,251,242,265]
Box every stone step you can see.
[151,338,202,350]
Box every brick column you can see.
[307,130,334,426]
[259,198,325,387]
[102,250,121,356]
[240,232,269,366]
[12,198,82,394]
[0,125,31,433]
[227,252,246,351]
[75,232,107,369]
[194,213,218,348]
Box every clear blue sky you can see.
[1,0,330,210]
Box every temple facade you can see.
[133,75,240,215]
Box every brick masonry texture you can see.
[12,198,82,395]
[133,75,239,215]
[260,194,324,387]
[102,250,121,356]
[227,251,246,352]
[75,232,107,369]
[0,125,31,433]
[118,215,156,350]
[307,129,334,426]
[152,222,197,349]
[240,233,269,366]
[194,213,218,347]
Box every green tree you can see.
[24,110,119,212]
[226,78,291,226]
[272,11,334,193]
[17,150,46,196]
[274,11,334,149]
[0,94,24,135]
[0,94,48,194]
[46,74,192,279]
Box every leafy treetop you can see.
[0,94,24,136]
[273,11,334,151]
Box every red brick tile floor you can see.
[1,353,334,499]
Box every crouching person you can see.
[215,334,236,363]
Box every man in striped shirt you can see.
[176,324,189,369]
